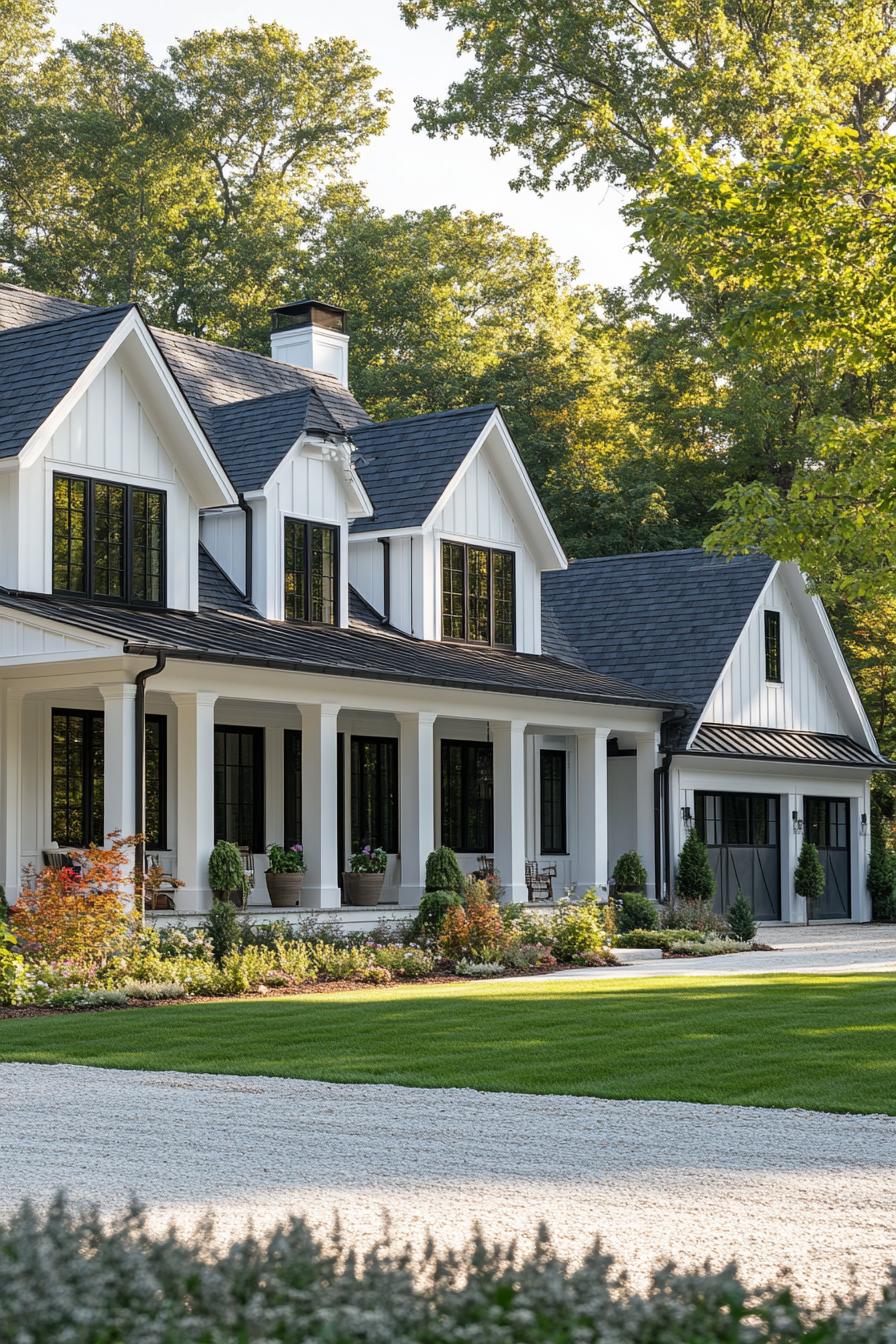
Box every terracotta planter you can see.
[265,870,305,907]
[343,871,385,906]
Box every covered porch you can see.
[1,655,663,914]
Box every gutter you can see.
[655,708,689,904]
[237,495,253,603]
[134,652,167,920]
[379,538,391,624]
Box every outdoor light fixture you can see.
[792,809,803,834]
[861,812,868,836]
[681,805,693,829]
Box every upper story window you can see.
[284,518,338,624]
[764,610,782,682]
[52,474,165,606]
[441,541,515,648]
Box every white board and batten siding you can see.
[201,509,246,594]
[702,568,845,737]
[9,354,200,610]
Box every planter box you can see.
[265,871,305,908]
[343,871,385,906]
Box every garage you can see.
[694,791,781,920]
[804,796,851,919]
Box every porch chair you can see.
[474,854,496,881]
[237,846,256,908]
[144,853,178,912]
[525,859,556,903]
[42,848,81,874]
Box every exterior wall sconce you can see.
[792,809,803,834]
[861,813,868,836]
[681,805,693,830]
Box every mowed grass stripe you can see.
[1,974,895,1114]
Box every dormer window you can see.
[441,541,515,648]
[284,518,338,624]
[764,610,782,682]
[52,474,165,606]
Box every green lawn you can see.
[2,974,895,1113]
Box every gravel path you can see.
[2,1062,895,1303]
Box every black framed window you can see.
[764,610,782,682]
[144,714,167,850]
[51,709,104,847]
[52,474,166,606]
[284,519,338,624]
[214,725,264,852]
[805,797,848,850]
[440,541,515,648]
[695,792,778,848]
[440,740,493,852]
[539,749,567,855]
[351,736,398,852]
[284,729,302,849]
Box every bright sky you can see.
[51,0,639,288]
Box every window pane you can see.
[441,542,465,640]
[130,488,164,604]
[214,726,262,850]
[51,709,103,848]
[765,611,781,681]
[92,483,126,598]
[52,478,87,594]
[441,740,493,852]
[144,715,166,849]
[351,737,398,852]
[723,795,750,845]
[284,520,306,621]
[492,551,515,647]
[310,525,337,624]
[284,730,302,848]
[467,548,490,643]
[540,750,566,854]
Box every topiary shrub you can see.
[675,829,715,904]
[612,851,647,892]
[424,846,466,898]
[726,890,757,943]
[617,890,659,933]
[208,840,249,904]
[203,899,241,966]
[413,888,463,939]
[867,823,896,921]
[795,840,826,915]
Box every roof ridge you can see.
[211,386,314,414]
[563,548,772,565]
[0,281,98,312]
[0,301,134,342]
[355,403,497,432]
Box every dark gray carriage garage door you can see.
[804,796,851,920]
[695,792,781,920]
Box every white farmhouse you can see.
[0,285,886,924]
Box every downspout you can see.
[379,538,391,624]
[134,652,167,922]
[238,494,253,604]
[655,707,689,905]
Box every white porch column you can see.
[100,684,137,842]
[299,702,341,908]
[492,719,527,904]
[396,711,436,907]
[2,687,23,900]
[173,691,217,911]
[576,728,610,896]
[635,731,659,899]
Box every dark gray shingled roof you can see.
[209,388,346,492]
[349,404,496,533]
[198,544,254,612]
[0,304,135,458]
[542,549,776,744]
[689,722,890,768]
[0,586,680,708]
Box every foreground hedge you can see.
[1,1198,894,1342]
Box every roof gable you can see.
[209,388,345,492]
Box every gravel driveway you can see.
[3,1062,895,1304]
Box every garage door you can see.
[804,797,851,920]
[694,792,781,920]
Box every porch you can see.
[1,657,662,913]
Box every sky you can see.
[51,0,639,289]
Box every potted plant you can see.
[265,843,305,907]
[208,840,248,908]
[795,838,826,922]
[343,845,388,906]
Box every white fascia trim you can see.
[18,308,237,508]
[347,525,424,541]
[0,601,124,656]
[262,434,374,519]
[421,409,568,569]
[685,560,780,749]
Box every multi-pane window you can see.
[284,729,302,849]
[284,519,338,624]
[350,736,398,852]
[764,610,782,682]
[214,726,264,852]
[805,798,848,850]
[539,749,567,855]
[695,792,778,848]
[440,542,516,648]
[51,709,166,849]
[52,475,165,605]
[441,740,493,853]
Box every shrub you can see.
[503,941,551,969]
[675,829,715,903]
[547,889,611,962]
[123,980,187,1001]
[616,890,659,933]
[727,891,757,942]
[868,829,896,921]
[267,843,306,874]
[156,925,213,960]
[663,899,727,934]
[203,899,242,965]
[616,929,703,950]
[372,944,435,978]
[455,959,506,977]
[0,926,38,1005]
[47,987,128,1010]
[612,851,647,891]
[413,888,463,939]
[272,940,313,983]
[308,942,373,981]
[668,936,753,957]
[438,882,507,963]
[357,964,392,985]
[12,836,136,969]
[424,846,466,898]
[207,841,248,901]
[794,840,826,912]
[0,886,7,923]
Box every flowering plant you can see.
[267,843,306,874]
[349,845,388,874]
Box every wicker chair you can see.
[144,853,178,911]
[525,859,556,903]
[237,846,256,907]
